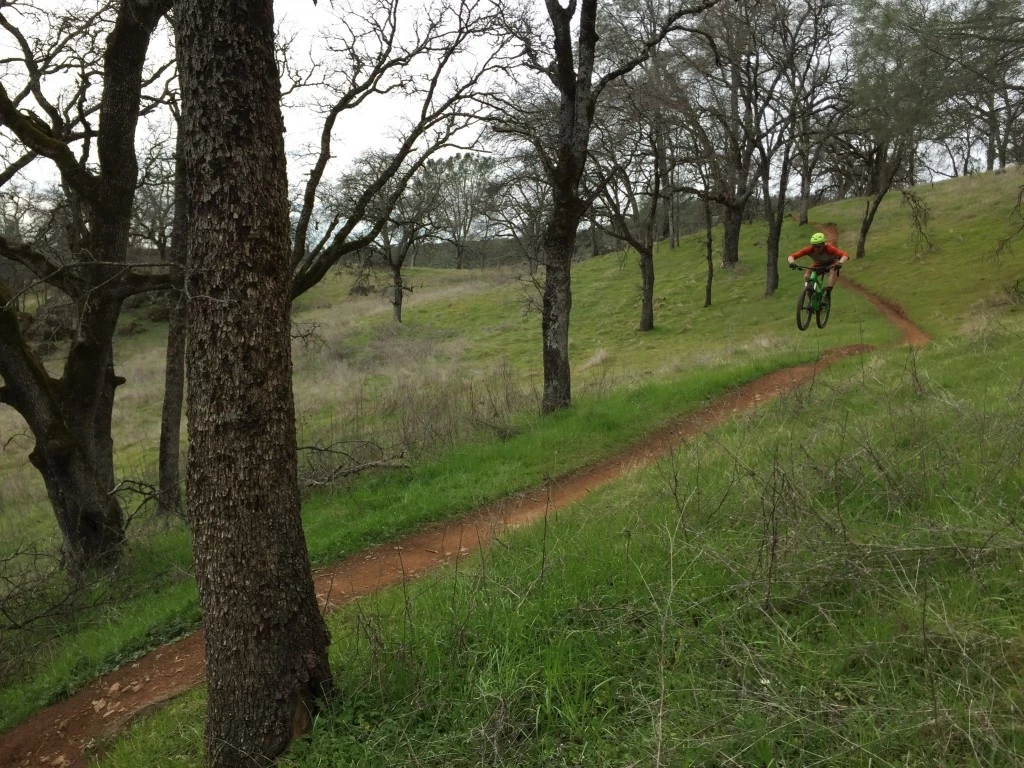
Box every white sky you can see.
[5,0,447,192]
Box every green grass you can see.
[97,300,1024,768]
[4,170,1023,752]
[810,169,1024,336]
[0,352,825,734]
[1,196,897,731]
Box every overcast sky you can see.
[5,0,441,192]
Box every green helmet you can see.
[810,232,827,245]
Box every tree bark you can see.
[721,204,742,267]
[158,139,188,517]
[0,285,124,576]
[176,2,334,765]
[638,248,655,331]
[392,264,404,322]
[540,232,573,413]
[704,196,714,308]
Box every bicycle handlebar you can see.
[789,262,842,271]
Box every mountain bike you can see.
[790,263,839,331]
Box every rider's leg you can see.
[825,266,840,295]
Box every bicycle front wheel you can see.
[796,286,814,331]
[816,294,831,328]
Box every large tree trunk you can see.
[540,249,572,413]
[721,205,742,267]
[540,198,578,413]
[857,193,886,260]
[703,197,714,308]
[157,291,186,516]
[392,264,404,323]
[638,247,655,331]
[177,2,334,765]
[0,287,124,576]
[158,141,188,517]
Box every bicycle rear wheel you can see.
[816,294,831,328]
[796,286,814,330]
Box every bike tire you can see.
[796,286,814,331]
[816,294,831,328]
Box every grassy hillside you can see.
[1,171,1022,752]
[0,195,894,732]
[813,170,1024,336]
[104,336,1024,767]
[1,219,896,549]
[92,171,1024,766]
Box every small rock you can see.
[108,682,121,695]
[91,699,106,713]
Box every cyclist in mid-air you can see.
[787,232,848,298]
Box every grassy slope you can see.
[108,340,1024,768]
[94,170,1024,766]
[95,171,1024,766]
[814,170,1024,336]
[0,197,895,731]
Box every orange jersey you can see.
[788,243,848,264]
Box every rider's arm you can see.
[828,244,849,264]
[787,246,811,264]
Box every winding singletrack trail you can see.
[0,257,930,768]
[815,222,930,347]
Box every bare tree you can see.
[665,0,771,268]
[421,152,498,269]
[589,78,672,331]
[289,0,510,298]
[175,0,333,764]
[846,0,948,258]
[488,0,719,412]
[487,154,552,276]
[0,0,174,575]
[365,155,439,321]
[127,120,186,516]
[755,0,843,295]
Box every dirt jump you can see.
[0,247,930,768]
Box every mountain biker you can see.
[787,232,848,298]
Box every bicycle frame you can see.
[803,268,829,310]
[795,264,836,331]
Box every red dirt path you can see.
[0,270,930,768]
[816,221,930,347]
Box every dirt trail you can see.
[815,222,930,347]
[841,278,931,346]
[0,259,931,768]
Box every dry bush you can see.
[294,360,537,490]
